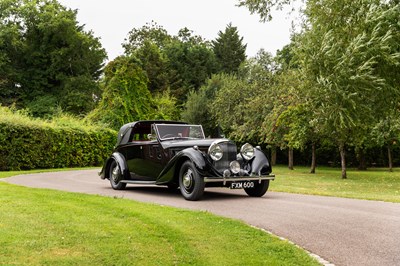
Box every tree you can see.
[86,56,152,130]
[123,23,218,104]
[165,36,218,103]
[238,0,292,22]
[212,23,247,74]
[277,103,321,173]
[0,0,107,116]
[210,73,259,140]
[296,0,400,178]
[372,111,400,172]
[123,21,171,54]
[134,41,170,93]
[182,75,225,137]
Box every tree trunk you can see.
[388,145,393,172]
[339,143,347,179]
[357,148,367,171]
[288,147,294,170]
[310,142,316,174]
[271,146,277,166]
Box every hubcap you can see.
[111,165,120,182]
[183,169,193,190]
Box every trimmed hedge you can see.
[0,108,117,171]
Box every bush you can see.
[0,107,116,171]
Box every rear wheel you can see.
[179,161,205,201]
[109,160,126,190]
[244,180,269,197]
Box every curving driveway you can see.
[3,169,400,266]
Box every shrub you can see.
[0,107,116,171]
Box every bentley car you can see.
[100,121,275,201]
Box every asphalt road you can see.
[3,169,400,266]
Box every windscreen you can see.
[156,124,205,140]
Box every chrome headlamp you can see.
[240,143,255,161]
[208,143,223,161]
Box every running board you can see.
[120,180,157,185]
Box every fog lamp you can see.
[230,160,241,174]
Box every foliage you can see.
[237,0,400,177]
[86,56,153,131]
[212,23,247,74]
[181,75,225,137]
[123,22,218,104]
[237,0,292,22]
[0,0,107,116]
[123,21,171,54]
[150,89,180,121]
[210,73,256,139]
[165,37,218,103]
[133,41,170,93]
[296,0,400,177]
[0,106,116,170]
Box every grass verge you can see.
[0,180,319,265]
[270,165,400,203]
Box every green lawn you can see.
[270,165,400,203]
[0,177,319,265]
[2,165,398,265]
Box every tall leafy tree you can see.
[165,34,218,103]
[372,111,400,172]
[86,56,152,130]
[124,23,217,103]
[298,0,400,178]
[0,0,107,116]
[240,0,400,177]
[212,23,247,74]
[134,41,170,93]
[182,74,225,137]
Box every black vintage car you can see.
[100,121,275,201]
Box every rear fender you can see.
[100,152,130,180]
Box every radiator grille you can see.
[214,141,237,172]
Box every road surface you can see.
[3,169,400,266]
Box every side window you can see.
[147,125,157,141]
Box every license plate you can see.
[230,181,255,189]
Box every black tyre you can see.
[179,161,205,201]
[244,180,269,197]
[109,160,126,190]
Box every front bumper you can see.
[204,174,275,185]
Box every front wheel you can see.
[109,160,126,190]
[244,180,269,197]
[179,161,205,201]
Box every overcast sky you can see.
[57,0,297,61]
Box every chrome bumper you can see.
[204,174,275,185]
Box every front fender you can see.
[156,147,208,184]
[99,152,130,180]
[250,148,272,175]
